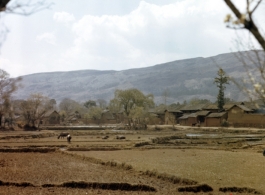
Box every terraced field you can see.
[0,126,264,194]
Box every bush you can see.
[221,121,229,127]
[23,124,38,131]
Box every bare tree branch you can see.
[224,0,265,50]
[224,0,242,19]
[0,0,52,50]
[251,0,262,14]
[0,0,10,12]
[4,0,53,16]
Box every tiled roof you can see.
[206,112,227,118]
[224,104,236,110]
[180,104,206,111]
[237,104,253,112]
[203,104,218,110]
[241,101,265,110]
[188,113,197,117]
[203,104,235,110]
[196,110,211,116]
[44,110,59,117]
[178,114,189,119]
[165,109,183,113]
[226,104,253,112]
[102,111,115,120]
[179,113,197,119]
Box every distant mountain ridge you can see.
[14,51,255,104]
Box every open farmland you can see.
[74,149,265,193]
[0,126,265,194]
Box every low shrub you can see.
[141,170,198,185]
[219,187,261,194]
[221,121,229,127]
[178,184,213,192]
[134,141,150,147]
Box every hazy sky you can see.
[0,0,264,77]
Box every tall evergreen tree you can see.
[214,68,229,111]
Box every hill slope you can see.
[14,51,253,104]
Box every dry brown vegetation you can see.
[0,126,264,194]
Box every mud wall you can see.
[228,113,265,127]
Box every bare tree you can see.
[59,98,82,117]
[224,1,265,105]
[97,99,107,109]
[0,0,52,48]
[162,88,170,108]
[0,0,52,14]
[0,69,21,127]
[20,93,53,130]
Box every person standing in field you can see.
[67,134,71,143]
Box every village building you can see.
[42,110,60,125]
[196,110,211,126]
[180,104,206,114]
[177,101,265,127]
[203,103,236,112]
[112,111,126,124]
[227,104,254,114]
[226,104,265,127]
[175,104,210,126]
[148,109,165,125]
[178,114,189,126]
[178,113,197,126]
[186,113,198,126]
[65,111,82,125]
[205,112,228,127]
[202,104,219,112]
[101,109,116,124]
[239,101,265,113]
[164,109,183,125]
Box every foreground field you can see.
[0,127,264,194]
[73,149,265,192]
[0,152,181,194]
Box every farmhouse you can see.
[227,104,265,127]
[203,103,238,112]
[227,104,254,114]
[112,111,126,124]
[177,113,198,126]
[148,109,165,125]
[164,109,183,125]
[101,109,116,124]
[180,104,205,114]
[64,111,82,124]
[205,112,228,127]
[178,111,210,126]
[178,114,189,126]
[196,110,211,125]
[42,110,60,125]
[202,104,219,112]
[240,100,265,112]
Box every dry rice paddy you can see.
[0,128,265,194]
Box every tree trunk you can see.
[0,114,2,128]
